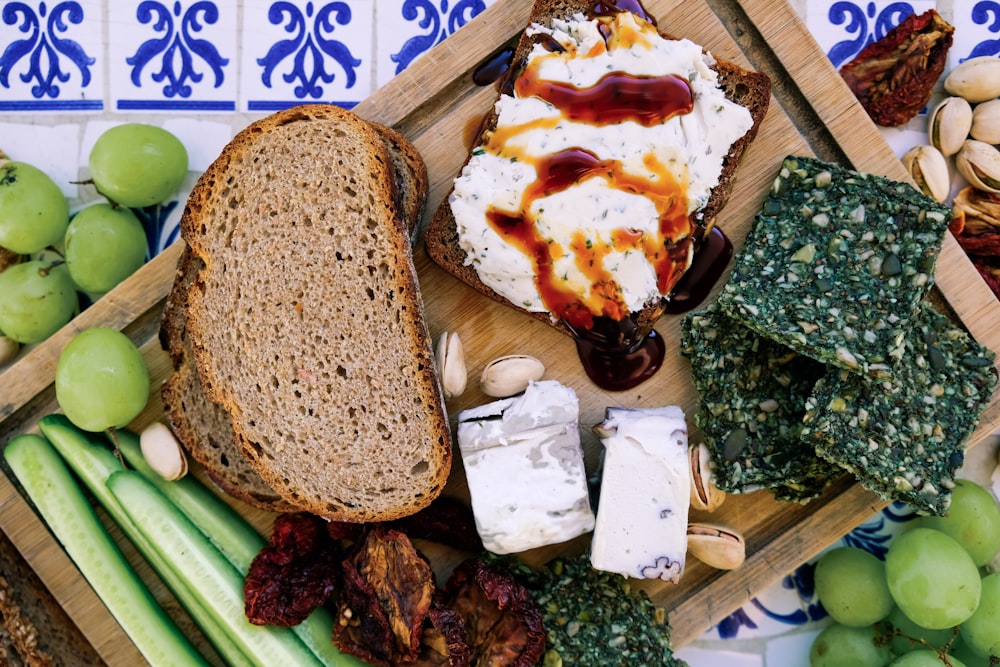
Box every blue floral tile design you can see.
[109,0,238,112]
[241,0,373,112]
[951,0,1000,62]
[805,0,936,69]
[375,0,497,89]
[0,0,104,111]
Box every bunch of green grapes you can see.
[810,479,1000,667]
[0,125,188,356]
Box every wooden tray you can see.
[4,0,1000,663]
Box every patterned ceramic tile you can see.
[240,0,374,112]
[108,0,238,112]
[805,0,937,68]
[374,0,498,89]
[951,0,1000,62]
[0,0,104,111]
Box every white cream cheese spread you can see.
[449,10,754,326]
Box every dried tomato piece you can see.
[442,558,546,667]
[244,512,339,626]
[839,9,953,127]
[333,527,436,666]
[406,597,473,667]
[391,496,484,552]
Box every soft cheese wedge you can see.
[590,406,690,582]
[456,380,595,554]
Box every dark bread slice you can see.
[159,122,429,513]
[0,530,105,666]
[424,2,771,335]
[180,104,450,523]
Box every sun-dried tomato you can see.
[391,496,484,552]
[333,526,437,666]
[839,9,953,127]
[442,558,547,667]
[244,512,339,627]
[407,596,473,667]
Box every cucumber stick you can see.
[115,427,365,667]
[4,433,209,666]
[107,470,324,667]
[37,414,252,667]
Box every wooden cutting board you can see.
[3,0,1000,664]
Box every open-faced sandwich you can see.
[426,0,771,374]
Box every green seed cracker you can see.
[717,155,951,378]
[680,303,841,501]
[801,300,997,515]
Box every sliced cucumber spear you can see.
[106,469,325,667]
[114,427,365,667]
[4,433,210,667]
[37,414,251,667]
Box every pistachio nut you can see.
[944,56,1000,104]
[435,331,467,399]
[689,442,725,512]
[140,421,189,481]
[687,523,746,570]
[971,98,1000,145]
[901,145,951,202]
[480,354,545,397]
[0,335,19,368]
[956,140,1000,194]
[928,96,973,157]
[952,185,1000,236]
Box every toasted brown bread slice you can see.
[180,104,450,523]
[159,121,430,514]
[424,2,771,335]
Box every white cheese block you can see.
[590,406,690,582]
[456,380,595,555]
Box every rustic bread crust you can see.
[159,122,429,513]
[424,3,771,336]
[179,104,449,523]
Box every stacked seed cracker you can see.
[681,156,997,513]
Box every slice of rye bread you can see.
[159,120,430,513]
[180,104,450,523]
[424,0,772,335]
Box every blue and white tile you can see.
[375,0,498,89]
[240,0,374,112]
[950,0,1000,63]
[805,0,936,69]
[108,0,238,112]
[0,0,104,111]
[0,121,83,196]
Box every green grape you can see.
[960,572,1000,658]
[810,622,892,667]
[55,328,150,432]
[0,261,78,343]
[919,479,1000,567]
[886,528,981,630]
[0,161,70,254]
[890,650,967,666]
[949,638,989,666]
[89,124,188,208]
[884,606,957,656]
[816,547,894,627]
[64,203,147,293]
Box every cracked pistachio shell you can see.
[928,96,973,157]
[971,99,1000,145]
[479,354,545,397]
[689,443,725,512]
[944,56,1000,104]
[435,331,467,399]
[687,523,746,570]
[956,140,1000,194]
[901,145,951,202]
[140,421,189,481]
